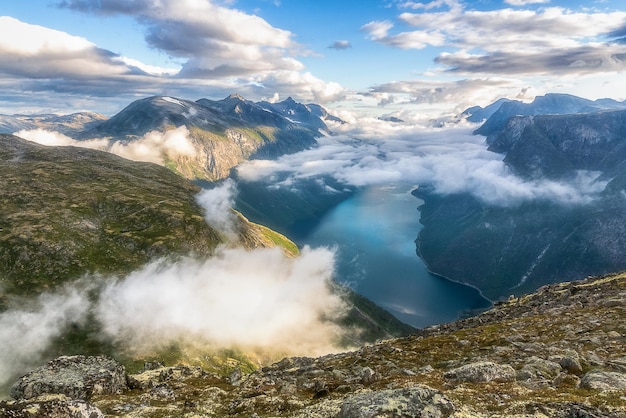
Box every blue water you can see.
[300,185,491,328]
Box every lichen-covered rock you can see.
[443,361,516,383]
[579,371,626,391]
[10,356,127,401]
[338,385,455,418]
[517,356,562,381]
[0,395,104,417]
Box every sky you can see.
[1,0,626,118]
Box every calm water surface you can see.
[299,185,490,328]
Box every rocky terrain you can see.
[2,271,625,417]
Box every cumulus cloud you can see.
[0,285,91,389]
[367,2,626,76]
[366,77,522,112]
[53,0,345,101]
[237,122,607,206]
[0,16,135,80]
[96,246,348,357]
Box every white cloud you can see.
[237,122,607,206]
[0,16,133,79]
[195,179,238,240]
[370,3,626,76]
[14,128,109,149]
[504,0,550,5]
[96,246,349,357]
[0,285,91,388]
[15,126,197,166]
[109,126,196,164]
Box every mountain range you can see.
[415,94,626,299]
[1,94,338,181]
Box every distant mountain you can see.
[417,96,626,300]
[80,95,332,180]
[470,93,626,143]
[0,112,107,135]
[497,110,626,179]
[461,98,513,123]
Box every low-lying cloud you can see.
[0,285,91,389]
[195,179,239,241]
[237,121,607,206]
[14,126,196,166]
[96,246,346,357]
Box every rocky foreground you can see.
[2,272,626,417]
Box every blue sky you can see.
[1,0,626,118]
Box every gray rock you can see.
[560,356,583,375]
[518,356,562,380]
[579,371,626,391]
[10,355,127,401]
[338,385,455,418]
[443,361,516,383]
[0,396,104,417]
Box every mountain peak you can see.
[226,93,246,101]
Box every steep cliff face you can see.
[5,272,626,417]
[472,93,626,141]
[415,99,626,301]
[493,110,626,179]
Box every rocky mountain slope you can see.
[416,96,626,300]
[3,271,625,417]
[79,95,331,181]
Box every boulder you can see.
[0,395,104,417]
[443,361,516,383]
[517,356,562,381]
[579,371,626,391]
[338,385,455,418]
[10,356,127,401]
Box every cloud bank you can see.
[0,2,345,113]
[364,1,626,77]
[96,246,347,357]
[237,121,607,206]
[14,126,196,166]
